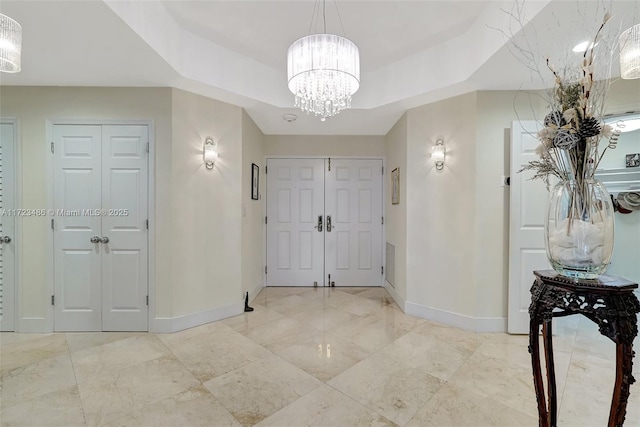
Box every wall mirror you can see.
[595,112,640,285]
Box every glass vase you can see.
[545,178,615,279]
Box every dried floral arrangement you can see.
[519,12,621,187]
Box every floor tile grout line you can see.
[64,332,89,427]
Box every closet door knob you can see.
[100,236,110,244]
[90,236,100,243]
[1,236,11,243]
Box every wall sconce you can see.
[432,139,445,170]
[203,137,218,169]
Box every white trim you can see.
[45,119,154,333]
[383,279,404,310]
[149,303,244,333]
[147,122,156,333]
[0,118,19,332]
[405,301,507,333]
[247,281,264,304]
[15,317,49,333]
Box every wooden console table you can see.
[529,270,640,427]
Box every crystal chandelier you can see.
[620,24,640,79]
[287,1,360,121]
[0,13,22,73]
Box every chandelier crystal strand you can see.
[287,34,359,121]
[620,24,640,79]
[0,13,22,73]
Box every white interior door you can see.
[266,158,325,286]
[266,158,384,287]
[53,124,148,331]
[0,121,16,331]
[508,121,551,333]
[53,125,102,331]
[101,125,148,331]
[325,159,383,286]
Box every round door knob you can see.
[90,236,101,243]
[1,236,11,243]
[100,236,110,244]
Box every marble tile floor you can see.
[1,286,640,427]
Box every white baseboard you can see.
[247,282,264,304]
[383,280,405,310]
[405,301,507,333]
[17,317,51,333]
[150,302,244,333]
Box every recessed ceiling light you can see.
[282,113,297,123]
[572,41,596,53]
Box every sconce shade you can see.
[0,13,22,73]
[620,24,640,79]
[432,139,445,170]
[204,137,218,169]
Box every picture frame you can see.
[391,167,399,205]
[626,153,640,168]
[251,163,259,200]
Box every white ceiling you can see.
[0,1,637,135]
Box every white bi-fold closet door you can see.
[266,158,383,287]
[52,124,148,332]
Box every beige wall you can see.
[169,89,243,317]
[399,80,640,328]
[0,86,173,330]
[384,114,408,301]
[0,86,249,331]
[264,135,385,157]
[405,93,478,318]
[241,111,265,300]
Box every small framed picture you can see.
[626,153,640,168]
[391,167,399,205]
[251,163,259,200]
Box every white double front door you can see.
[53,124,148,331]
[266,158,383,287]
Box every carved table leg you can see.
[543,320,557,426]
[530,313,549,427]
[608,341,636,427]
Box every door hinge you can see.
[146,295,149,306]
[382,166,384,175]
[381,266,384,275]
[265,216,267,224]
[328,157,331,171]
[146,142,150,153]
[265,166,267,174]
[51,295,55,305]
[51,142,54,153]
[51,219,54,230]
[146,219,149,230]
[265,266,267,274]
[382,216,384,225]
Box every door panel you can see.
[53,125,102,331]
[267,158,325,286]
[0,121,16,331]
[508,121,552,333]
[101,125,148,331]
[325,159,383,286]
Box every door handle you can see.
[90,236,101,243]
[314,215,323,232]
[326,215,332,232]
[100,236,110,244]
[1,236,11,243]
